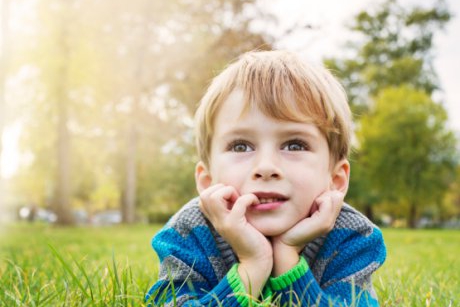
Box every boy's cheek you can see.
[210,170,246,191]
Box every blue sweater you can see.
[146,198,386,306]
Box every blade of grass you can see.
[111,249,121,306]
[48,244,91,300]
[71,254,95,301]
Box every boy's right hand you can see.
[199,184,273,294]
[271,190,344,276]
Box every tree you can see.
[11,0,109,224]
[327,0,455,223]
[9,0,274,224]
[100,0,273,222]
[346,152,380,222]
[439,164,460,223]
[325,0,451,113]
[357,86,457,228]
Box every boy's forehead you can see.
[216,88,315,125]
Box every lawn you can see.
[0,223,458,306]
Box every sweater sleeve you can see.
[145,203,257,307]
[267,226,386,307]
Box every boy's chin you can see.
[252,223,291,237]
[247,214,302,237]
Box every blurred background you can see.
[0,0,459,229]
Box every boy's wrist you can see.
[271,239,301,277]
[237,257,272,297]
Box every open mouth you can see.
[258,197,287,204]
[252,192,288,210]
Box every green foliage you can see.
[137,144,197,222]
[440,165,460,221]
[357,86,457,226]
[6,0,273,222]
[325,0,451,111]
[328,0,458,225]
[1,224,459,306]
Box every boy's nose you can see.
[252,151,282,181]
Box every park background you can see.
[0,0,459,306]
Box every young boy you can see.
[146,50,386,306]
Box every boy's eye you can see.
[229,141,253,152]
[282,140,308,151]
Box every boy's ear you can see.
[330,159,350,194]
[195,161,212,193]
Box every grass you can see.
[0,223,459,306]
[0,223,160,306]
[374,229,459,306]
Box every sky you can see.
[264,0,460,132]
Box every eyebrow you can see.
[219,124,322,140]
[280,129,322,140]
[219,127,254,137]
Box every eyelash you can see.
[227,139,254,152]
[226,138,310,152]
[282,139,310,151]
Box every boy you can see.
[146,50,386,306]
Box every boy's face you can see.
[196,89,348,237]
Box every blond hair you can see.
[195,50,352,167]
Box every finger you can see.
[221,186,240,205]
[199,184,225,217]
[229,194,259,220]
[330,190,345,208]
[210,185,239,206]
[315,200,340,231]
[202,186,239,220]
[315,191,344,211]
[199,183,225,199]
[321,191,344,220]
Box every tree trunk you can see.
[54,5,74,225]
[120,2,153,224]
[55,94,73,225]
[121,122,137,223]
[408,202,417,228]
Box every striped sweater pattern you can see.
[146,198,386,306]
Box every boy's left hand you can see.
[271,190,344,276]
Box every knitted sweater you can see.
[146,198,386,306]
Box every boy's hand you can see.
[199,184,273,294]
[271,190,344,276]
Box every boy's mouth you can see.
[251,192,288,210]
[258,197,286,204]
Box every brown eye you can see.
[228,140,253,152]
[282,140,308,151]
[232,143,250,152]
[287,143,304,151]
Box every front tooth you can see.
[259,198,281,204]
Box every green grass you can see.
[0,223,160,306]
[0,224,459,306]
[374,229,459,306]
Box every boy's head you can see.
[195,50,352,169]
[194,50,352,236]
